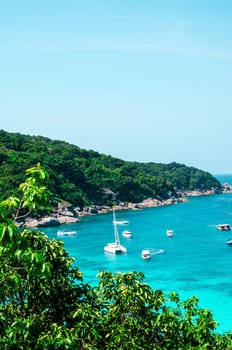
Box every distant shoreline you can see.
[19,187,230,229]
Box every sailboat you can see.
[104,208,127,254]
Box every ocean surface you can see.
[42,174,232,333]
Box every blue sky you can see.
[1,1,232,174]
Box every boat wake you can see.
[150,249,165,255]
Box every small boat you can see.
[122,230,132,238]
[57,230,77,237]
[217,224,231,231]
[104,208,127,254]
[141,249,151,260]
[166,229,174,237]
[113,219,129,225]
[112,208,129,225]
[226,238,232,246]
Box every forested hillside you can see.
[0,129,222,207]
[0,165,230,348]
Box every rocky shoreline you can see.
[18,188,220,229]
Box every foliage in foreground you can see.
[0,164,231,349]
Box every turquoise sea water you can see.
[42,174,232,333]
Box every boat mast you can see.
[113,207,120,245]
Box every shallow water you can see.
[42,175,232,333]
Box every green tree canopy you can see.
[0,165,231,349]
[0,130,222,208]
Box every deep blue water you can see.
[42,174,232,333]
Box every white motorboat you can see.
[104,208,127,254]
[217,224,231,231]
[57,230,77,237]
[112,209,129,225]
[122,230,132,238]
[141,248,164,259]
[226,238,232,246]
[141,249,151,260]
[166,229,174,237]
[113,219,129,225]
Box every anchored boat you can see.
[104,208,127,254]
[57,230,77,237]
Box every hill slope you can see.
[0,130,222,207]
